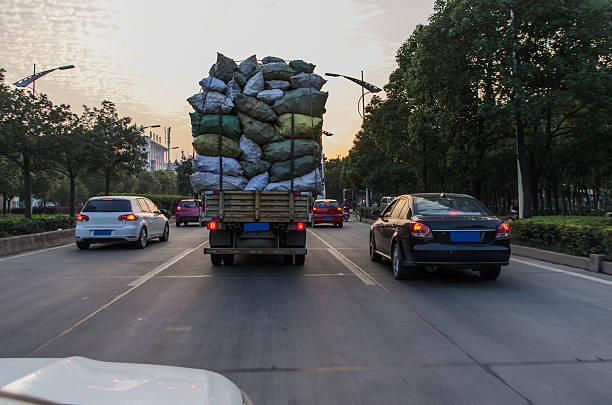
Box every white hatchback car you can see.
[74,196,169,249]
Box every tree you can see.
[0,69,55,218]
[175,158,194,196]
[86,101,146,195]
[0,157,21,214]
[31,170,62,212]
[323,156,344,201]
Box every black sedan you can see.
[369,193,511,280]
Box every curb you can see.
[356,217,611,274]
[0,229,74,257]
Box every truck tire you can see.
[211,254,223,266]
[223,254,235,265]
[283,255,293,265]
[295,254,305,265]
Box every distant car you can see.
[312,199,343,228]
[0,356,252,405]
[369,193,511,280]
[380,196,395,207]
[74,196,169,250]
[176,199,202,227]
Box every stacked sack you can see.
[189,53,326,193]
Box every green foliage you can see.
[175,158,194,196]
[134,170,177,195]
[510,216,612,258]
[0,214,74,238]
[100,193,192,215]
[323,157,343,201]
[357,206,382,220]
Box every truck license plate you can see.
[244,223,269,232]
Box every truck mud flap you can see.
[204,248,307,255]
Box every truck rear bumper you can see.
[204,248,307,255]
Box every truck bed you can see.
[203,191,310,223]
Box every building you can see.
[142,132,168,172]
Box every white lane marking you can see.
[307,229,375,286]
[511,257,612,287]
[26,240,208,357]
[128,240,208,287]
[0,243,73,262]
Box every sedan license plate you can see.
[93,230,112,236]
[323,216,333,220]
[450,231,480,242]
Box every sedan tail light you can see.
[177,206,181,211]
[118,213,138,221]
[411,222,433,239]
[76,214,89,221]
[496,222,510,239]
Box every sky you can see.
[0,0,434,161]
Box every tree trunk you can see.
[23,153,32,219]
[105,168,111,195]
[2,193,6,215]
[69,175,76,217]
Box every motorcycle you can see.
[342,207,350,222]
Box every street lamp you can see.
[325,72,382,206]
[139,125,161,131]
[321,131,334,198]
[13,64,76,95]
[325,72,382,120]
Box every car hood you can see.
[0,357,245,405]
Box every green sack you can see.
[190,113,242,141]
[272,88,328,118]
[237,113,284,145]
[192,134,242,158]
[235,94,277,123]
[257,63,296,81]
[289,60,315,74]
[269,155,319,183]
[274,113,323,139]
[240,160,271,178]
[262,139,321,162]
[233,71,247,87]
[211,53,237,83]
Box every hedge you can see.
[357,206,383,220]
[0,214,75,238]
[97,193,193,215]
[510,216,612,259]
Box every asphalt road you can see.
[2,220,612,404]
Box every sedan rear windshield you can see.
[180,201,199,208]
[82,199,132,212]
[413,196,491,216]
[315,201,339,208]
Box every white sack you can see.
[243,72,265,97]
[190,171,248,192]
[199,77,227,93]
[262,56,285,64]
[263,168,322,192]
[257,89,284,105]
[239,135,262,163]
[238,55,257,77]
[290,73,327,91]
[226,78,242,101]
[193,155,243,177]
[244,172,269,191]
[187,92,234,114]
[266,80,291,91]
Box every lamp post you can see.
[13,64,76,95]
[321,131,334,198]
[325,71,382,207]
[169,146,179,170]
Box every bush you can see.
[510,216,612,259]
[98,193,193,215]
[357,206,383,220]
[0,214,75,238]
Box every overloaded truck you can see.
[187,53,327,265]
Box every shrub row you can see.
[9,207,71,215]
[510,216,612,259]
[98,193,194,215]
[357,206,384,220]
[0,215,75,238]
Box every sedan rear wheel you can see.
[479,266,501,280]
[392,243,410,280]
[76,241,90,250]
[369,233,381,262]
[134,227,147,249]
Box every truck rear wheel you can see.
[211,254,223,266]
[295,254,305,265]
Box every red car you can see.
[175,199,202,227]
[312,199,343,228]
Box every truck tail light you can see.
[496,222,510,239]
[208,221,218,230]
[118,214,138,221]
[76,214,89,221]
[297,222,304,230]
[411,222,433,239]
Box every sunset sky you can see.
[1,0,434,160]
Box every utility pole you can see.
[165,127,171,169]
[32,64,35,95]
